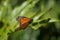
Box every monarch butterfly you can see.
[15,16,33,31]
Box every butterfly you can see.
[15,16,33,31]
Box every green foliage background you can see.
[0,0,60,40]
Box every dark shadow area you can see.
[0,21,4,28]
[37,22,60,40]
[55,0,60,4]
[58,13,60,20]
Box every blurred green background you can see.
[0,0,60,40]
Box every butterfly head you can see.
[16,16,24,22]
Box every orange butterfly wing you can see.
[19,17,30,30]
[15,16,32,31]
